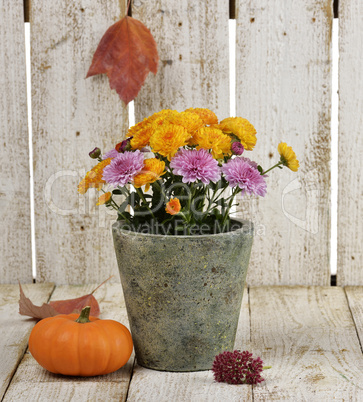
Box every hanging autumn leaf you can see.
[86,16,159,106]
[18,276,112,319]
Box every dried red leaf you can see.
[18,283,58,319]
[49,294,100,317]
[18,276,112,320]
[86,16,159,105]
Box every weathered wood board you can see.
[250,286,363,400]
[345,286,363,345]
[235,0,332,285]
[337,0,363,285]
[132,0,230,121]
[0,0,32,283]
[0,283,54,399]
[126,286,252,401]
[31,0,129,284]
[3,283,134,401]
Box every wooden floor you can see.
[1,283,363,401]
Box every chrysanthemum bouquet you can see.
[79,108,298,235]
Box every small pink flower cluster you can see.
[212,350,265,385]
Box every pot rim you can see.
[112,217,254,239]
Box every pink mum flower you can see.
[222,157,267,196]
[102,149,120,159]
[170,148,221,184]
[102,150,144,187]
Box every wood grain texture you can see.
[250,286,363,400]
[0,0,32,283]
[235,1,332,285]
[337,0,363,285]
[345,287,363,345]
[0,283,54,399]
[132,0,230,121]
[31,0,129,284]
[3,283,134,401]
[126,286,252,402]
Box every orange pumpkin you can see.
[28,306,133,376]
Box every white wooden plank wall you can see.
[31,0,129,284]
[132,0,230,121]
[0,0,32,283]
[337,0,363,285]
[235,0,332,285]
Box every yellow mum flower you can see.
[150,124,191,160]
[165,198,181,215]
[194,127,232,159]
[129,123,154,150]
[184,108,218,125]
[133,158,166,191]
[218,117,257,151]
[96,191,112,206]
[168,111,204,134]
[278,142,299,172]
[78,158,112,194]
[130,109,177,150]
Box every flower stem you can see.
[261,161,283,175]
[135,187,156,219]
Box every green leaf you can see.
[118,199,129,214]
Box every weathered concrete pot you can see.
[112,219,253,372]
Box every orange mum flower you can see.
[96,192,112,206]
[218,117,257,151]
[184,108,218,125]
[165,198,181,215]
[194,127,232,159]
[130,109,177,150]
[133,158,166,191]
[78,158,112,194]
[150,124,191,160]
[168,111,204,134]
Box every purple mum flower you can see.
[102,149,120,159]
[170,148,221,184]
[222,157,267,196]
[102,150,144,187]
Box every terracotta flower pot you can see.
[112,218,253,372]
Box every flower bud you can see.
[231,142,244,155]
[115,136,133,153]
[89,147,101,159]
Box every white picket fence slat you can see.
[337,0,363,285]
[235,0,332,285]
[30,0,129,284]
[0,0,32,283]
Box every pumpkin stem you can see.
[75,306,91,323]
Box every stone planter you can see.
[112,219,253,372]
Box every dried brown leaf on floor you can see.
[18,276,113,319]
